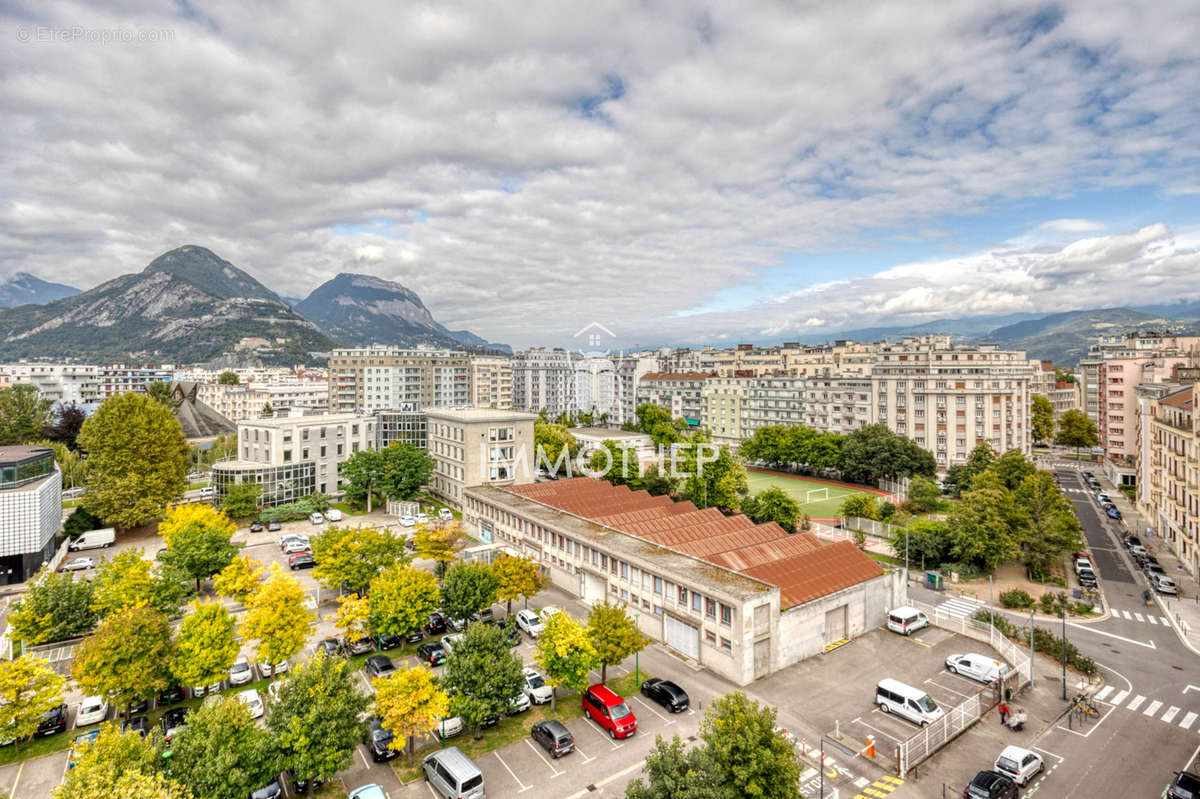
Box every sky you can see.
[3,1,1200,350]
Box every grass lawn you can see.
[329,502,369,516]
[392,671,647,783]
[745,470,881,519]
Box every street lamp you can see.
[1061,601,1068,700]
[634,611,641,687]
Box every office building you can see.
[426,408,537,506]
[0,446,62,584]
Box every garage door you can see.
[664,615,700,660]
[825,605,846,642]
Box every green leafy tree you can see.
[7,569,97,645]
[680,444,748,512]
[372,665,450,766]
[740,488,801,533]
[146,381,174,407]
[368,565,440,638]
[338,449,384,511]
[90,549,154,618]
[535,611,598,711]
[54,724,176,799]
[173,600,239,691]
[0,384,53,445]
[213,555,264,603]
[1014,472,1083,573]
[160,520,237,593]
[889,519,953,569]
[71,603,175,718]
[42,403,88,451]
[170,696,280,799]
[625,735,725,799]
[947,484,1021,571]
[63,506,102,539]
[0,656,65,748]
[238,564,312,672]
[220,482,260,518]
[839,493,879,520]
[413,521,462,579]
[987,449,1037,492]
[441,622,525,739]
[1031,395,1055,445]
[700,692,801,799]
[77,392,188,529]
[1055,409,1099,457]
[310,525,410,594]
[217,371,239,385]
[535,420,579,475]
[905,476,942,514]
[148,558,191,619]
[39,439,88,489]
[377,442,435,501]
[492,554,545,615]
[642,463,679,497]
[587,602,649,683]
[838,423,936,483]
[268,655,370,795]
[306,491,331,513]
[589,440,643,489]
[260,402,274,418]
[438,562,498,625]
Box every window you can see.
[620,562,629,579]
[720,637,732,652]
[678,586,688,605]
[283,449,292,463]
[654,604,663,616]
[705,630,717,644]
[631,593,639,606]
[653,576,663,595]
[720,604,733,626]
[337,444,344,456]
[705,598,716,619]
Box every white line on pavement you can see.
[563,758,655,799]
[1068,623,1156,649]
[1147,615,1158,625]
[572,743,595,764]
[1135,612,1145,623]
[631,695,674,725]
[1094,686,1114,702]
[1122,610,1132,620]
[1126,694,1146,712]
[523,738,564,778]
[1161,617,1171,625]
[1143,700,1163,716]
[493,751,532,793]
[1162,706,1181,723]
[1180,712,1198,730]
[357,747,369,769]
[1110,690,1129,706]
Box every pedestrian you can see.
[999,701,1009,726]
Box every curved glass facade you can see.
[212,461,316,507]
[0,449,55,490]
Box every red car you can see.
[582,684,636,739]
[288,552,316,570]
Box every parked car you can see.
[582,683,637,738]
[445,616,467,632]
[364,717,399,762]
[249,521,264,532]
[886,606,929,636]
[439,715,465,738]
[1073,557,1093,575]
[191,681,220,699]
[76,696,108,727]
[288,552,316,570]
[994,745,1043,787]
[538,606,561,624]
[267,520,282,532]
[229,655,253,686]
[258,660,288,678]
[422,747,485,799]
[496,619,521,647]
[963,770,1017,799]
[441,632,464,655]
[36,704,68,737]
[157,685,185,706]
[425,612,447,635]
[1169,771,1200,799]
[404,628,425,645]
[521,667,553,705]
[120,716,149,737]
[61,557,95,572]
[415,512,429,524]
[1153,573,1179,595]
[438,508,454,521]
[348,786,387,799]
[417,641,447,666]
[286,770,323,795]
[398,515,416,528]
[249,776,283,799]
[375,633,402,651]
[640,678,690,712]
[531,719,574,758]
[365,655,396,679]
[1107,506,1122,519]
[507,690,531,715]
[282,538,311,554]
[198,486,215,496]
[160,707,189,745]
[342,636,374,656]
[1125,535,1143,549]
[317,638,342,658]
[237,688,265,719]
[67,729,101,769]
[1076,567,1098,588]
[1096,492,1111,503]
[309,512,324,525]
[325,509,343,522]
[515,609,545,638]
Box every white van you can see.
[875,678,945,726]
[324,509,343,522]
[945,653,1007,684]
[68,528,115,551]
[886,606,929,636]
[309,512,324,525]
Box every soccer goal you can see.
[805,487,829,504]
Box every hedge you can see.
[974,610,1096,676]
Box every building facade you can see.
[98,364,174,398]
[0,446,62,584]
[1135,383,1198,578]
[376,407,428,450]
[328,346,472,413]
[231,410,376,497]
[635,373,712,427]
[469,357,513,409]
[0,363,101,404]
[197,384,269,423]
[511,348,577,417]
[426,408,537,506]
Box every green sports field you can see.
[745,470,881,519]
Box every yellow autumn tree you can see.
[373,666,450,765]
[491,554,546,615]
[334,593,369,643]
[238,563,312,674]
[412,521,461,578]
[173,600,239,689]
[0,655,65,747]
[158,503,237,547]
[213,555,264,603]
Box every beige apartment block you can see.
[636,373,712,428]
[701,377,750,446]
[1135,383,1198,578]
[328,346,471,413]
[469,356,513,409]
[426,408,537,506]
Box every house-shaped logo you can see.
[573,321,617,357]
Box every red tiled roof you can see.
[741,541,886,609]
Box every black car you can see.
[495,619,521,647]
[963,770,1017,799]
[36,704,68,737]
[121,716,149,737]
[531,719,574,758]
[249,776,283,799]
[160,707,189,744]
[1125,535,1143,549]
[288,553,316,571]
[375,633,403,651]
[425,612,447,635]
[364,717,399,762]
[1082,471,1094,479]
[250,521,264,532]
[365,654,396,679]
[417,641,447,666]
[1169,771,1200,799]
[287,770,323,795]
[317,638,342,658]
[157,685,185,706]
[403,628,425,645]
[267,520,282,532]
[120,697,149,717]
[641,678,690,713]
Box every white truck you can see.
[68,528,115,551]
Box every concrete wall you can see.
[776,569,904,669]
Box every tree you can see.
[413,521,462,579]
[492,555,545,615]
[238,564,312,672]
[1015,472,1083,574]
[438,562,498,625]
[310,525,410,594]
[306,491,331,513]
[146,381,174,407]
[173,600,239,691]
[441,622,525,739]
[587,602,648,683]
[373,667,450,765]
[37,438,87,489]
[338,449,384,511]
[890,519,952,568]
[1056,409,1099,457]
[72,603,174,718]
[217,371,239,385]
[838,423,936,483]
[700,692,800,799]
[334,593,370,642]
[534,421,579,475]
[625,735,725,799]
[906,476,941,514]
[170,696,280,799]
[680,444,748,512]
[988,449,1036,492]
[41,402,88,451]
[0,384,53,445]
[77,392,188,529]
[740,487,800,532]
[158,504,238,592]
[1031,395,1055,445]
[7,569,97,645]
[63,506,102,539]
[220,482,260,518]
[148,558,191,619]
[642,463,679,497]
[947,484,1021,571]
[213,555,264,603]
[260,402,274,418]
[0,656,65,748]
[90,549,154,618]
[376,442,435,501]
[368,565,440,639]
[268,655,370,795]
[839,493,878,520]
[535,611,597,711]
[590,440,642,489]
[54,724,177,799]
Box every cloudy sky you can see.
[3,1,1200,349]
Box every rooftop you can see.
[0,445,54,466]
[239,411,371,427]
[425,408,539,423]
[571,427,654,442]
[640,372,715,381]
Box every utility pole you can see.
[1061,601,1068,700]
[904,519,910,584]
[1028,609,1035,688]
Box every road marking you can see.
[1162,706,1181,723]
[1147,615,1158,625]
[1094,686,1114,702]
[1184,685,1200,695]
[851,716,902,744]
[1110,690,1129,706]
[1121,610,1132,620]
[572,743,594,764]
[562,756,665,799]
[1161,616,1171,625]
[9,761,23,799]
[854,777,870,788]
[582,717,621,749]
[1126,694,1146,711]
[523,738,564,777]
[1180,712,1198,730]
[1067,622,1156,649]
[1134,612,1145,623]
[1031,745,1064,763]
[924,676,971,699]
[800,767,818,782]
[1143,700,1163,716]
[631,695,674,725]
[357,746,369,769]
[494,751,532,793]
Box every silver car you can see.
[61,557,95,572]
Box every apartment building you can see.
[742,376,808,435]
[610,355,658,425]
[511,348,577,417]
[197,384,269,423]
[469,356,513,409]
[805,376,873,435]
[1135,382,1198,578]
[426,408,537,506]
[1049,381,1080,421]
[262,381,329,413]
[574,358,618,422]
[328,346,471,413]
[0,363,100,404]
[98,364,174,398]
[636,373,712,427]
[702,377,750,446]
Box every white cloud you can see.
[1038,219,1107,233]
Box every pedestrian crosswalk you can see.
[1093,685,1200,730]
[1114,608,1171,626]
[934,596,986,619]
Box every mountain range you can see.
[0,273,80,308]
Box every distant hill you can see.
[0,273,80,308]
[0,246,334,364]
[977,308,1200,364]
[295,273,508,353]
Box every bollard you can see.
[865,735,875,758]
